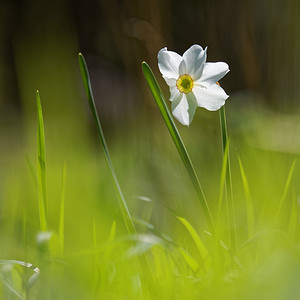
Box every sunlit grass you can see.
[0,63,300,299]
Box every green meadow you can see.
[1,0,300,299]
[1,54,300,299]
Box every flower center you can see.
[176,74,194,94]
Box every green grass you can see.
[0,60,300,300]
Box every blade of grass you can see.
[238,157,255,238]
[176,216,211,270]
[0,260,40,299]
[217,137,230,227]
[288,194,298,245]
[0,260,40,273]
[78,53,135,234]
[277,159,296,219]
[177,247,199,272]
[25,154,37,188]
[36,90,47,231]
[219,106,236,253]
[59,163,67,256]
[92,220,100,297]
[134,217,199,272]
[0,275,22,300]
[142,61,214,233]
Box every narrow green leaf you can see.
[59,163,67,256]
[0,276,22,300]
[78,53,135,234]
[219,106,236,253]
[178,247,199,272]
[134,217,199,272]
[107,220,116,243]
[36,90,47,231]
[177,216,210,268]
[25,154,37,188]
[217,137,230,222]
[0,260,40,274]
[142,61,214,232]
[277,159,296,218]
[0,260,40,298]
[238,157,255,238]
[288,194,298,245]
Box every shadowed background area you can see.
[1,0,300,125]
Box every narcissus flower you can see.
[158,45,229,126]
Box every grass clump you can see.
[0,56,299,300]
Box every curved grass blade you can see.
[288,194,298,245]
[217,137,230,223]
[177,216,211,270]
[277,159,296,218]
[134,217,199,272]
[219,106,236,253]
[0,260,40,274]
[59,163,67,255]
[36,90,47,231]
[0,260,40,298]
[142,61,214,232]
[78,53,135,234]
[238,157,255,238]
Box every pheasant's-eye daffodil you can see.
[158,45,229,126]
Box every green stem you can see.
[142,62,215,233]
[219,106,236,253]
[36,91,48,231]
[78,53,135,234]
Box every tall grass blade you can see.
[78,53,135,234]
[36,90,47,231]
[59,163,67,255]
[25,154,37,188]
[277,159,296,218]
[219,106,236,253]
[288,194,298,245]
[217,138,230,224]
[177,216,210,269]
[177,247,199,272]
[238,157,255,238]
[142,61,214,232]
[92,220,100,296]
[134,217,199,271]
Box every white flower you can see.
[157,45,229,126]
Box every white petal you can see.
[169,84,179,101]
[193,84,229,111]
[178,60,186,75]
[171,93,197,126]
[158,47,182,79]
[163,76,176,87]
[182,45,207,80]
[199,62,230,87]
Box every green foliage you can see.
[0,59,300,300]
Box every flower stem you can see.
[219,106,237,253]
[142,61,215,233]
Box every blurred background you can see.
[1,0,300,122]
[0,0,300,248]
[1,0,300,298]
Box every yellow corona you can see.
[176,74,194,94]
